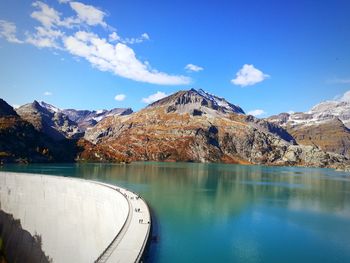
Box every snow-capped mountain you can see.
[268,99,350,128]
[308,100,350,128]
[267,98,350,157]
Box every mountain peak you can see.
[40,101,61,113]
[148,88,245,116]
[0,98,18,117]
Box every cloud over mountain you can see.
[247,109,266,116]
[142,91,167,103]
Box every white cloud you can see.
[247,109,266,116]
[1,2,190,86]
[69,2,107,27]
[332,78,350,84]
[231,64,269,87]
[63,31,190,85]
[114,94,126,101]
[123,33,150,44]
[185,63,203,72]
[0,20,23,43]
[12,104,20,109]
[31,1,106,29]
[142,91,167,104]
[31,1,62,28]
[141,33,150,40]
[338,90,350,103]
[58,0,71,3]
[109,31,121,42]
[44,91,53,96]
[109,31,150,44]
[25,26,63,48]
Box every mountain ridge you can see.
[1,89,350,171]
[81,89,348,170]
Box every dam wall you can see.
[0,172,131,262]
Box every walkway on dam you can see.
[95,182,151,263]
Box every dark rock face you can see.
[0,99,18,117]
[247,117,296,144]
[288,118,350,157]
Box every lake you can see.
[1,162,350,263]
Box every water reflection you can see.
[2,162,350,262]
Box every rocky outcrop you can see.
[82,89,349,169]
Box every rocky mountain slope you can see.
[82,89,348,170]
[2,89,349,170]
[16,101,81,140]
[15,101,133,140]
[0,99,78,163]
[62,107,133,131]
[268,99,350,157]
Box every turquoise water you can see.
[1,162,350,262]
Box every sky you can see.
[1,0,350,117]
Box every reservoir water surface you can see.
[1,162,350,263]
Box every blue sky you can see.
[1,0,350,116]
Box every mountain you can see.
[15,101,133,140]
[2,90,349,170]
[268,99,350,157]
[149,88,245,116]
[82,89,348,170]
[62,107,133,131]
[309,100,350,128]
[16,101,81,140]
[0,99,78,163]
[0,99,18,117]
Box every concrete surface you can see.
[0,172,151,263]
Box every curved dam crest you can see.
[0,172,151,262]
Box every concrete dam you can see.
[0,172,151,262]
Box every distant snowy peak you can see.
[268,99,350,128]
[62,107,133,131]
